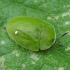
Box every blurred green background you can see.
[0,0,70,70]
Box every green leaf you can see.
[0,0,70,70]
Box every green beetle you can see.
[6,16,56,51]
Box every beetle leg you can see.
[45,49,49,52]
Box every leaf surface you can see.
[0,0,70,70]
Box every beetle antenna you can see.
[55,41,63,47]
[55,31,69,47]
[56,31,69,41]
[59,31,69,39]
